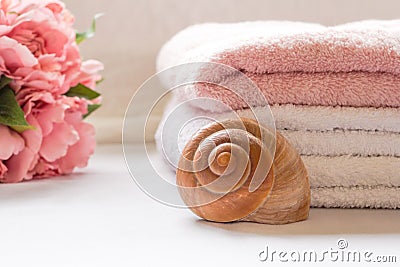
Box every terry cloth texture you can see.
[156,20,400,208]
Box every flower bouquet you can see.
[0,0,103,183]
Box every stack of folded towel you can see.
[156,20,400,209]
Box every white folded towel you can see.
[312,186,400,208]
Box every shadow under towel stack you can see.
[156,20,400,208]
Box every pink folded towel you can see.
[158,20,400,74]
[158,20,400,110]
[176,72,400,112]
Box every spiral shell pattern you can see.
[177,118,310,224]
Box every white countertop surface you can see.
[1,144,399,267]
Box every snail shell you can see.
[177,118,310,224]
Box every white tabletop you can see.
[1,144,399,267]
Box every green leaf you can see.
[96,78,104,86]
[0,75,12,90]
[65,83,101,100]
[76,13,103,44]
[0,86,34,133]
[83,104,101,119]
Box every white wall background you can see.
[64,0,400,143]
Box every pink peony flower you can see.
[0,0,102,183]
[1,0,82,94]
[0,93,96,183]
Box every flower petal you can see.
[39,122,79,162]
[56,122,95,173]
[0,160,8,179]
[0,125,25,160]
[2,147,36,183]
